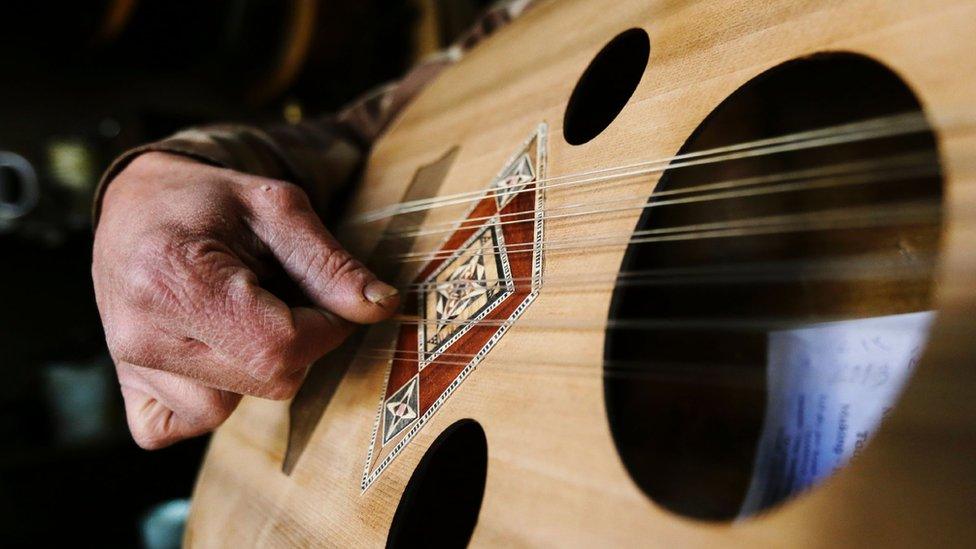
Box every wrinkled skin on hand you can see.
[93,152,399,449]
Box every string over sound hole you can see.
[603,52,943,520]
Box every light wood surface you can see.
[186,0,976,546]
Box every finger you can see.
[116,361,242,450]
[193,275,356,395]
[111,304,352,399]
[243,180,400,324]
[115,241,355,397]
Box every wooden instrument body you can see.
[187,0,976,546]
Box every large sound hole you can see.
[386,419,488,548]
[603,53,942,520]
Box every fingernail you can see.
[364,280,399,306]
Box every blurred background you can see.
[0,0,491,546]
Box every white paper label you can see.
[738,311,935,517]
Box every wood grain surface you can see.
[186,0,976,546]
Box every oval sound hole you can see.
[386,419,488,548]
[603,53,942,520]
[563,28,650,145]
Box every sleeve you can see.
[91,117,367,225]
[91,0,535,227]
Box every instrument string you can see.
[351,111,937,224]
[399,252,935,294]
[345,351,765,384]
[339,113,958,369]
[382,152,938,241]
[395,199,941,264]
[382,312,923,331]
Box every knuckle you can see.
[174,237,221,266]
[256,180,309,214]
[124,237,187,312]
[247,324,309,401]
[127,235,242,316]
[218,267,257,306]
[261,375,303,401]
[249,324,301,379]
[183,241,248,300]
[295,246,332,284]
[126,261,175,311]
[107,324,153,366]
[320,248,369,291]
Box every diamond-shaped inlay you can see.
[382,376,419,445]
[493,152,535,209]
[362,124,547,491]
[419,223,513,368]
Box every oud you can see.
[186,0,976,546]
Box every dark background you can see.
[0,1,489,546]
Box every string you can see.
[396,199,941,264]
[382,151,937,241]
[350,111,934,224]
[400,252,936,294]
[355,346,758,371]
[383,311,928,331]
[346,351,765,384]
[353,112,928,223]
[336,113,955,371]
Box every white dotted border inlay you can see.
[361,123,548,491]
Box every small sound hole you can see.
[563,28,650,146]
[604,53,942,520]
[386,419,488,548]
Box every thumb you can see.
[245,181,400,324]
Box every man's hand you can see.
[93,152,398,449]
